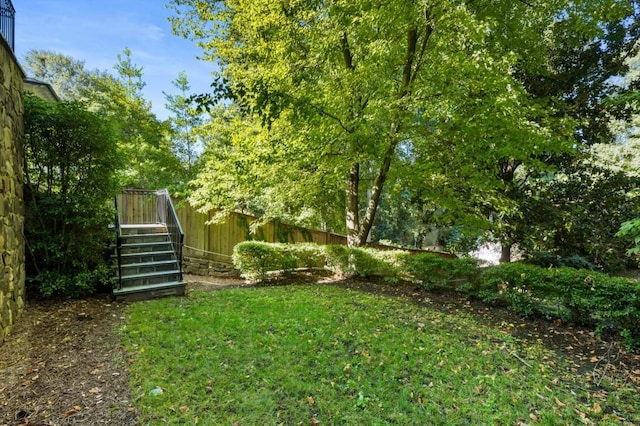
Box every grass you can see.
[122,284,637,425]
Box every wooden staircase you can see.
[113,189,185,301]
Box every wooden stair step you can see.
[113,281,186,302]
[120,270,180,281]
[119,250,175,258]
[120,260,177,269]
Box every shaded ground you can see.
[1,272,638,425]
[0,297,134,425]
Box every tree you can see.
[21,49,103,101]
[163,71,206,188]
[171,0,598,247]
[608,47,640,256]
[91,48,182,190]
[518,163,640,272]
[23,94,119,298]
[22,49,185,192]
[478,1,640,262]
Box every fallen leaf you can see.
[307,396,315,405]
[554,397,566,407]
[64,406,82,417]
[179,406,189,413]
[89,387,101,394]
[310,417,320,425]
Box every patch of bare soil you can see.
[1,272,638,425]
[0,297,134,426]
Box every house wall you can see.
[0,38,25,344]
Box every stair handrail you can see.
[158,189,184,281]
[113,194,123,291]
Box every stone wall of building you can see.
[0,38,25,344]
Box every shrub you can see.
[23,95,119,298]
[323,245,404,277]
[524,251,598,271]
[404,254,478,291]
[478,263,640,347]
[233,242,298,281]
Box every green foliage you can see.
[438,226,482,255]
[234,241,473,287]
[21,49,101,101]
[323,246,404,278]
[617,218,640,255]
[233,242,327,280]
[163,71,205,175]
[23,95,119,298]
[524,251,599,271]
[478,263,640,347]
[233,240,640,347]
[518,163,640,272]
[233,242,296,281]
[405,254,479,291]
[90,49,182,191]
[172,0,610,246]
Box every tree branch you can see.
[412,9,435,83]
[341,32,355,71]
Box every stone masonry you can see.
[0,38,25,344]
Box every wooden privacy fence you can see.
[174,200,348,265]
[116,192,454,276]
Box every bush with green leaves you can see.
[322,245,406,278]
[23,95,119,298]
[478,262,640,347]
[518,164,640,272]
[524,251,599,271]
[233,241,472,286]
[233,242,298,281]
[405,253,479,291]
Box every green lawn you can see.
[122,284,637,425]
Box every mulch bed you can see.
[1,272,639,425]
[0,297,135,426]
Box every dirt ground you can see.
[1,272,639,425]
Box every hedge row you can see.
[232,241,476,288]
[232,241,640,347]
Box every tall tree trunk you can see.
[345,162,361,247]
[342,22,431,247]
[500,243,512,263]
[357,139,398,245]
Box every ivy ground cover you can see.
[122,285,637,425]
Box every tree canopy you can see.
[169,0,636,247]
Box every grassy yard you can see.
[122,284,638,425]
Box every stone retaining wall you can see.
[183,255,239,277]
[0,38,25,344]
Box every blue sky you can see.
[14,0,215,119]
